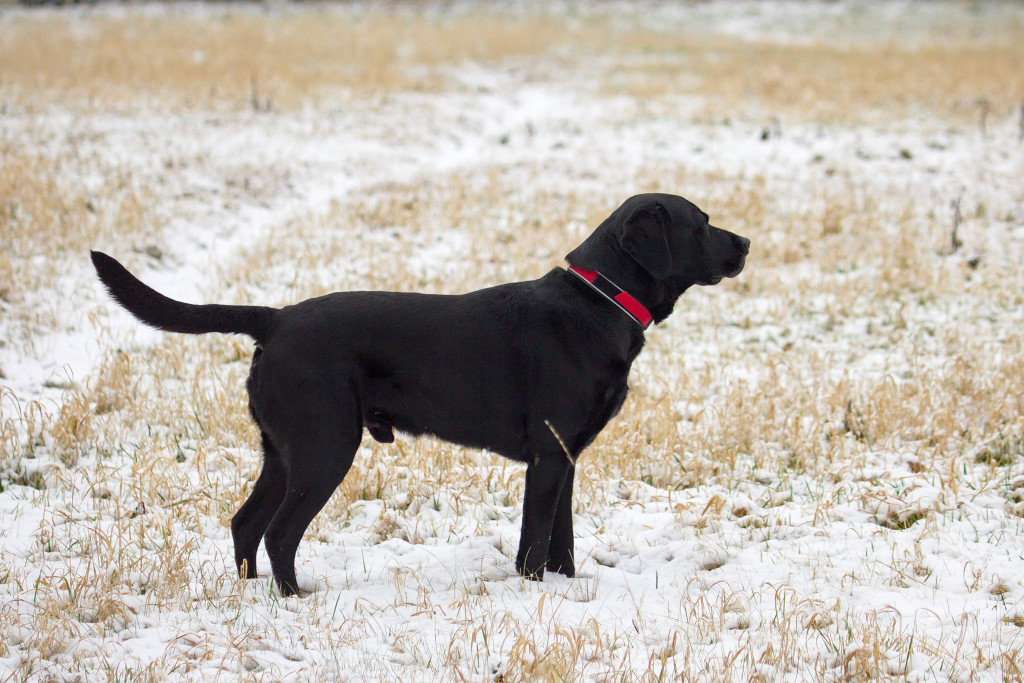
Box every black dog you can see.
[91,193,749,596]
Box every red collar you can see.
[567,265,653,330]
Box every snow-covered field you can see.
[2,1,1024,680]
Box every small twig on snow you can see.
[977,97,990,138]
[1018,100,1024,143]
[949,189,964,254]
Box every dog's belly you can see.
[361,373,527,459]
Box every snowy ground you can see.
[2,2,1024,681]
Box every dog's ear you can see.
[619,202,672,279]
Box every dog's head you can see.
[566,193,750,324]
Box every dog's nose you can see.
[736,235,751,254]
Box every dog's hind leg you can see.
[545,466,576,577]
[516,457,573,580]
[262,415,361,597]
[231,431,287,579]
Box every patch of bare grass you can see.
[603,39,1024,125]
[0,9,593,112]
[0,134,161,355]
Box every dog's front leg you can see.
[516,457,572,580]
[546,464,575,577]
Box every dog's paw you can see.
[272,573,311,598]
[546,560,575,578]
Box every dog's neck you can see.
[566,266,653,330]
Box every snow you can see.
[2,1,1024,680]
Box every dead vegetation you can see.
[1,6,1021,123]
[0,9,593,111]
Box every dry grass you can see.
[604,39,1024,125]
[0,9,594,111]
[1,6,1020,123]
[2,2,1024,681]
[0,135,161,355]
[0,143,156,271]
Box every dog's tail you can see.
[91,251,276,344]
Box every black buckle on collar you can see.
[567,266,652,329]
